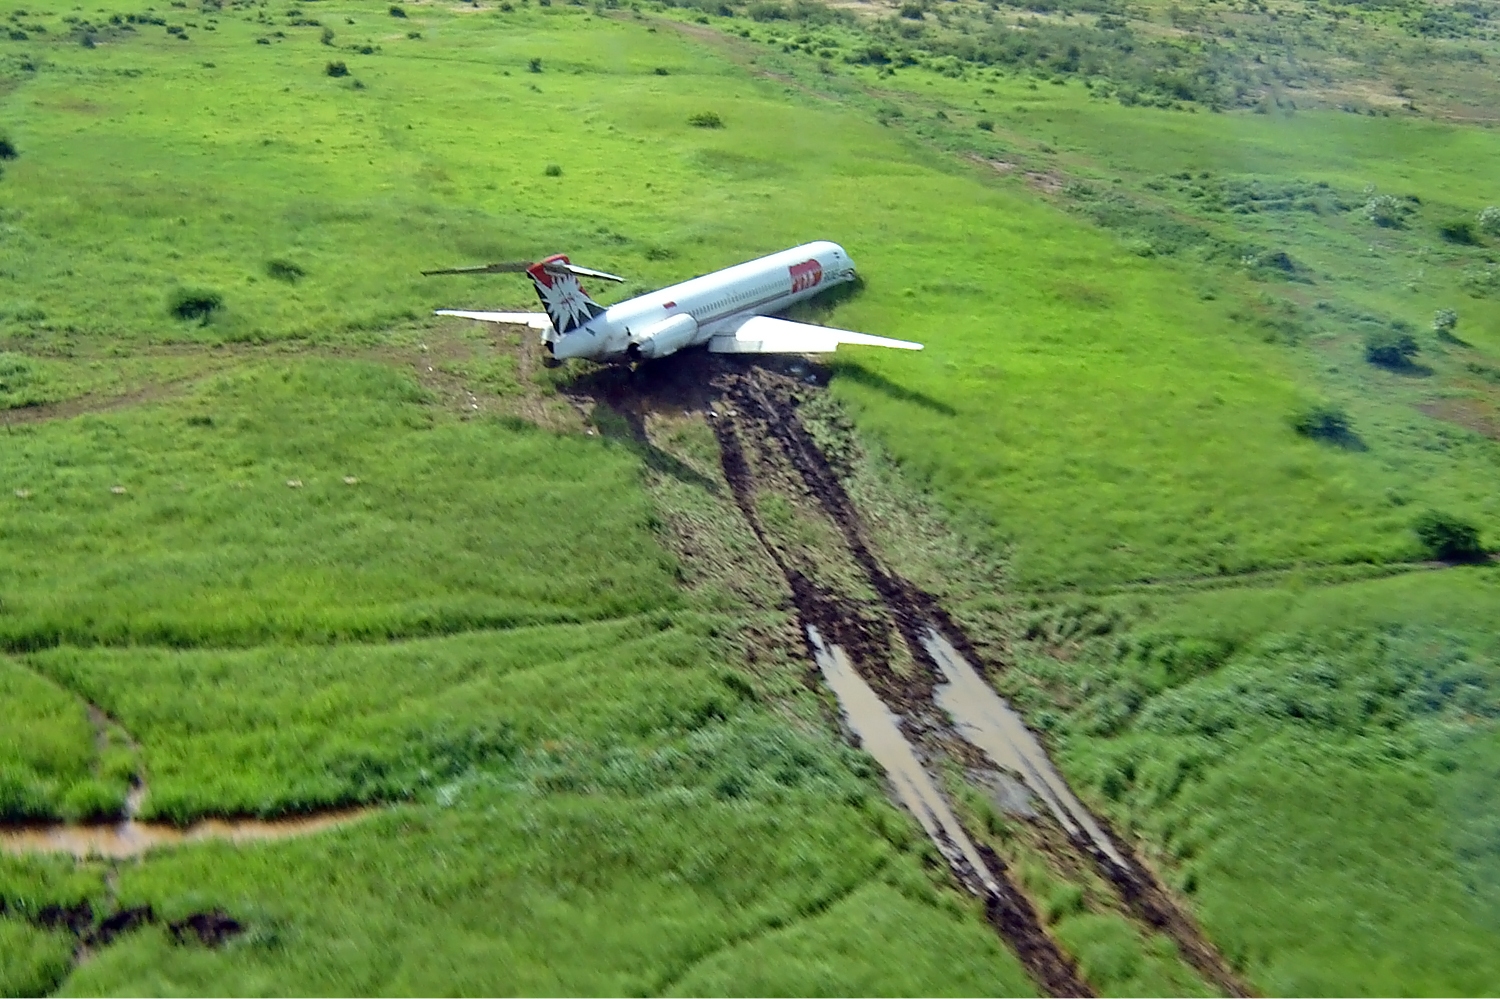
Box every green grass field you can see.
[1,0,1499,993]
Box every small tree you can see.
[1478,206,1500,238]
[528,56,542,72]
[1364,327,1419,368]
[1413,510,1485,562]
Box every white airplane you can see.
[424,240,923,363]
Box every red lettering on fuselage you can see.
[788,259,823,294]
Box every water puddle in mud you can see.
[808,626,999,895]
[923,628,1126,868]
[0,786,371,860]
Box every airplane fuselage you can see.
[550,240,857,362]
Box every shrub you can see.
[1432,308,1459,340]
[168,286,223,322]
[1478,205,1500,237]
[325,59,348,77]
[688,110,723,128]
[1363,326,1419,368]
[1290,404,1352,444]
[977,118,994,131]
[1439,219,1478,244]
[1413,510,1485,562]
[544,163,562,176]
[388,3,407,15]
[407,29,421,38]
[899,1,924,18]
[320,25,334,44]
[0,134,16,160]
[653,66,669,75]
[266,258,305,282]
[1363,194,1411,228]
[528,56,542,72]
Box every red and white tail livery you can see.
[431,240,922,363]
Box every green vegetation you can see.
[0,0,1497,993]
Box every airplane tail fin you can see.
[527,255,607,335]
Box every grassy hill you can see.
[1,0,1498,993]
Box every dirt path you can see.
[703,365,1254,999]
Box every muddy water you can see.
[0,786,370,860]
[808,626,999,895]
[923,629,1126,868]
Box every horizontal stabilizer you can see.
[435,310,553,330]
[708,316,923,355]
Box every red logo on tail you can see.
[789,259,823,294]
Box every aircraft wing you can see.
[708,316,923,354]
[435,309,553,330]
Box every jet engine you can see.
[630,314,699,360]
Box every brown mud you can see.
[0,805,372,860]
[1,896,243,951]
[706,366,1092,997]
[696,363,1252,998]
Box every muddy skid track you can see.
[706,366,1251,999]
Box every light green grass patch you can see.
[0,358,676,648]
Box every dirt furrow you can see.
[707,383,1092,999]
[714,367,1253,999]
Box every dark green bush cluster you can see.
[688,110,724,128]
[1439,219,1479,244]
[544,163,562,176]
[388,3,407,16]
[325,59,348,77]
[266,258,305,282]
[1291,404,1354,445]
[1363,326,1419,368]
[1413,510,1485,562]
[0,133,16,160]
[167,286,222,322]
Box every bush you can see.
[1432,308,1459,340]
[320,25,335,45]
[1439,219,1479,244]
[389,3,407,16]
[325,59,349,77]
[544,163,562,176]
[977,118,994,131]
[0,134,17,160]
[168,286,223,322]
[688,110,723,128]
[1363,194,1412,228]
[653,66,669,75]
[528,56,542,72]
[1413,510,1485,562]
[1363,327,1419,368]
[1478,205,1500,237]
[266,259,305,282]
[1291,404,1352,444]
